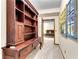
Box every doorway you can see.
[41,19,55,48]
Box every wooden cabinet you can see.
[2,0,39,59]
[2,39,39,59]
[33,40,39,49]
[15,22,24,45]
[7,0,38,46]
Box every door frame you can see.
[41,19,56,46]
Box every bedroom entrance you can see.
[40,19,55,48]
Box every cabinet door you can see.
[20,45,32,59]
[15,22,24,45]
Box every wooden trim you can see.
[53,19,56,44]
[40,18,44,49]
[2,49,5,59]
[25,0,38,15]
[54,43,59,45]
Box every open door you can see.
[39,18,59,49]
[40,18,56,49]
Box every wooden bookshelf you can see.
[2,0,39,59]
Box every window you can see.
[66,10,77,39]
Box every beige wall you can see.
[59,0,78,59]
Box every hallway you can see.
[1,0,78,59]
[26,37,64,59]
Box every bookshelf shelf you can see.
[2,0,39,59]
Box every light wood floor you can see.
[26,37,64,59]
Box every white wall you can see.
[59,0,78,59]
[38,17,42,37]
[1,0,6,58]
[1,0,6,48]
[59,34,78,59]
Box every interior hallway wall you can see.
[1,0,6,48]
[1,0,6,59]
[59,0,78,59]
[38,17,42,37]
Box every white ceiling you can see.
[29,0,62,10]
